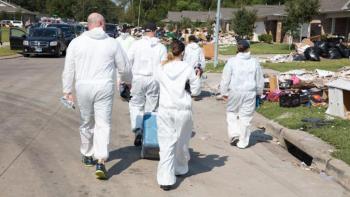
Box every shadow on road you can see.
[248,129,273,147]
[107,146,140,179]
[174,149,228,189]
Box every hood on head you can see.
[83,27,108,40]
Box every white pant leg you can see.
[144,79,159,113]
[93,83,114,160]
[157,109,177,186]
[76,84,95,157]
[236,92,256,149]
[226,112,240,139]
[174,110,192,175]
[129,76,146,131]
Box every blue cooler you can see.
[141,113,159,160]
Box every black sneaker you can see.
[160,185,173,191]
[230,137,239,146]
[95,163,108,180]
[82,156,95,167]
[134,128,143,147]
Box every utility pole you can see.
[137,0,141,27]
[214,0,221,68]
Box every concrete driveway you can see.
[0,57,348,197]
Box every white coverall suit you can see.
[220,52,264,149]
[127,36,167,132]
[155,60,201,186]
[62,27,131,160]
[183,42,206,70]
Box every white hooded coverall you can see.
[62,27,131,160]
[220,52,264,149]
[155,60,201,186]
[127,36,167,132]
[183,42,206,70]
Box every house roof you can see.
[164,5,286,23]
[0,0,35,15]
[319,0,350,13]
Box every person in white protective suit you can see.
[128,22,167,146]
[155,40,201,191]
[220,40,264,149]
[183,35,206,71]
[116,24,135,98]
[62,13,131,180]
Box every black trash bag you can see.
[119,83,131,102]
[336,43,350,58]
[293,54,306,61]
[304,47,321,61]
[314,41,330,58]
[328,47,342,59]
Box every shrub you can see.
[258,34,273,43]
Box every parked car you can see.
[47,23,76,46]
[73,24,85,36]
[21,28,67,57]
[12,20,23,28]
[105,23,119,38]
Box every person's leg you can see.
[237,92,256,149]
[157,109,177,187]
[174,110,193,176]
[76,84,95,165]
[129,76,146,131]
[226,112,240,140]
[93,83,115,179]
[144,78,159,113]
[226,92,242,145]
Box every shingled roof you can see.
[0,0,35,15]
[319,0,350,13]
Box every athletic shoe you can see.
[95,163,108,180]
[230,137,239,146]
[82,156,95,167]
[160,185,173,191]
[134,128,143,147]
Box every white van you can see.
[12,20,23,28]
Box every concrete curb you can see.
[0,54,22,60]
[252,113,350,190]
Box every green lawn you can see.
[257,102,350,165]
[206,59,350,73]
[219,43,293,55]
[263,59,350,72]
[0,27,10,43]
[0,47,19,57]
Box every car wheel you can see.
[23,54,29,57]
[55,50,61,57]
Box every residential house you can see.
[0,0,36,22]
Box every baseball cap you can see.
[144,22,157,32]
[237,39,250,49]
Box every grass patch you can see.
[220,43,293,55]
[0,28,9,43]
[257,102,350,165]
[206,59,350,73]
[0,47,19,57]
[263,59,350,72]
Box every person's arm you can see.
[220,60,232,98]
[62,41,75,100]
[199,48,206,70]
[127,41,136,66]
[115,42,132,84]
[189,67,201,96]
[255,61,265,96]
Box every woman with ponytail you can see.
[155,40,201,191]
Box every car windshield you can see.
[30,29,57,37]
[49,25,73,35]
[105,25,116,32]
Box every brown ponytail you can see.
[162,39,185,65]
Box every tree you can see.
[284,0,320,39]
[231,8,257,39]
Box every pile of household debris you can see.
[263,67,350,120]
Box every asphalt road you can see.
[0,57,348,197]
